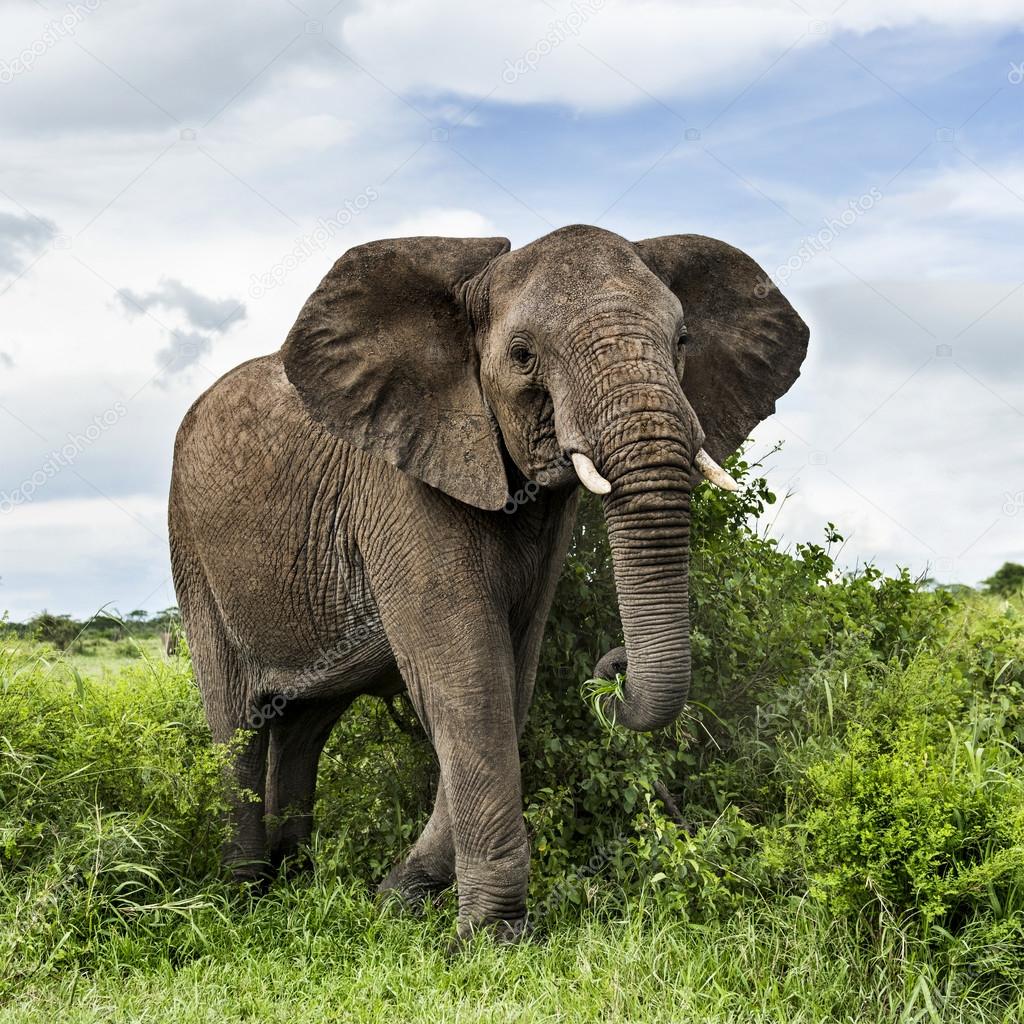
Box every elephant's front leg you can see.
[400,633,529,941]
[440,683,529,939]
[379,631,539,910]
[377,521,574,930]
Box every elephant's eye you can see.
[509,339,537,373]
[675,324,689,349]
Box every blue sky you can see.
[1,0,1022,620]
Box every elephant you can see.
[168,224,808,943]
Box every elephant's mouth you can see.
[520,448,577,490]
[571,448,738,497]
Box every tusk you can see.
[571,452,611,495]
[695,448,740,491]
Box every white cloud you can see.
[752,275,1024,587]
[339,0,1024,111]
[740,157,1024,292]
[0,1,1020,619]
[386,207,500,237]
[0,209,56,274]
[899,161,1024,223]
[0,0,303,133]
[0,496,173,620]
[341,0,813,112]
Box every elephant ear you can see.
[282,235,511,511]
[634,234,809,462]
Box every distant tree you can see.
[920,574,975,596]
[982,562,1024,597]
[127,609,149,623]
[152,606,180,629]
[29,612,80,650]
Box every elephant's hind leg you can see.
[179,577,271,882]
[378,780,455,908]
[172,528,274,882]
[265,695,353,872]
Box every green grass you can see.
[3,874,1022,1023]
[7,884,1019,1024]
[2,594,1022,1022]
[3,460,1023,1024]
[2,632,174,684]
[64,634,171,679]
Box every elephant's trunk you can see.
[563,349,696,731]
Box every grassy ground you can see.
[4,886,1005,1024]
[2,587,1022,1022]
[63,635,169,680]
[2,634,172,682]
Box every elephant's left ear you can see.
[282,235,511,511]
[634,234,809,462]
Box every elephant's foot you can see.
[377,856,454,915]
[268,822,316,879]
[227,858,275,896]
[270,844,315,880]
[224,833,274,889]
[446,916,530,956]
[446,850,530,952]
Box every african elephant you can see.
[168,224,808,943]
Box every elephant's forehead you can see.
[494,232,670,314]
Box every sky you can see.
[0,0,1022,621]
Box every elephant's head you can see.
[282,225,808,731]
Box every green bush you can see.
[800,722,1024,925]
[0,648,228,979]
[315,696,437,882]
[25,612,80,650]
[983,562,1024,598]
[517,451,1024,978]
[1,453,1022,1015]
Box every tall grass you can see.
[2,467,1022,1020]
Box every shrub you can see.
[0,648,228,979]
[25,612,80,650]
[1,453,1021,1010]
[799,722,1024,926]
[517,450,1023,983]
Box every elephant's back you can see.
[170,353,343,549]
[172,353,319,480]
[168,353,387,669]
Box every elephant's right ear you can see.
[282,235,511,511]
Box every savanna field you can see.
[2,463,1023,1023]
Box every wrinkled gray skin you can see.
[169,225,808,943]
